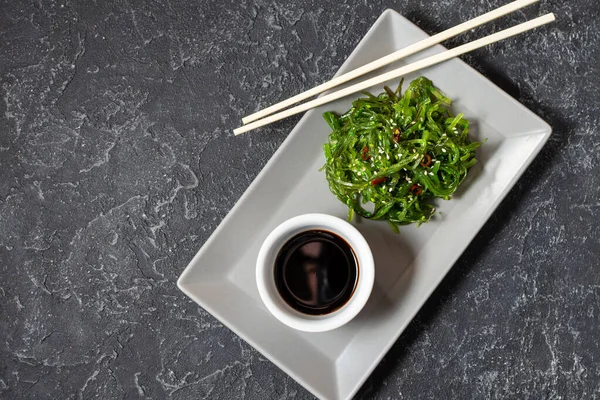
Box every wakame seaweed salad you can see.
[322,76,482,232]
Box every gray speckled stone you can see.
[1,0,599,398]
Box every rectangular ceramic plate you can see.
[178,9,551,400]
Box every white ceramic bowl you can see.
[256,213,374,332]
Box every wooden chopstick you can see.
[241,0,540,125]
[233,13,555,136]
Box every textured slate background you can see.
[1,0,599,398]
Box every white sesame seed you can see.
[389,187,393,192]
[442,148,447,152]
[386,154,390,160]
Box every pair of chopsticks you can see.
[234,0,555,136]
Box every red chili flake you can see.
[361,146,370,161]
[410,184,423,195]
[393,128,401,142]
[371,177,387,186]
[420,154,432,167]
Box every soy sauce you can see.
[274,230,358,315]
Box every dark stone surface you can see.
[1,0,599,398]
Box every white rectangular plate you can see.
[178,9,551,400]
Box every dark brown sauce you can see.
[274,230,358,315]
